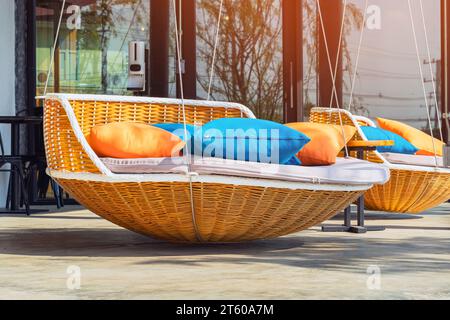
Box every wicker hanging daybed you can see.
[307,0,450,214]
[310,107,450,214]
[43,94,390,242]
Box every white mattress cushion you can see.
[382,153,444,167]
[101,156,390,186]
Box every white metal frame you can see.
[48,169,373,192]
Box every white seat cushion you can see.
[101,156,390,186]
[382,153,444,167]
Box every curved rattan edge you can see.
[388,163,450,174]
[353,115,377,127]
[47,169,374,192]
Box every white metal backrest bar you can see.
[44,95,114,176]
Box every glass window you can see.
[303,0,366,118]
[36,0,150,96]
[196,0,284,122]
[168,0,177,98]
[303,0,442,134]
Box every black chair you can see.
[0,131,30,215]
[19,107,65,210]
[26,157,65,209]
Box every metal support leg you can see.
[344,206,352,227]
[322,146,387,233]
[16,164,30,216]
[349,198,367,233]
[321,206,353,232]
[352,191,385,233]
[357,196,365,227]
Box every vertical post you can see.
[318,0,343,108]
[52,2,61,93]
[26,0,39,158]
[150,0,170,97]
[437,60,442,130]
[442,0,450,143]
[26,0,37,111]
[282,0,304,123]
[176,0,197,99]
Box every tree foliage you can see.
[198,0,368,121]
[197,0,284,121]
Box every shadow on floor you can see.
[27,215,103,220]
[383,225,450,231]
[423,209,450,216]
[0,206,87,218]
[0,227,449,274]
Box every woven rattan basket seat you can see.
[43,94,377,242]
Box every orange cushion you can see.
[286,123,357,166]
[376,117,445,156]
[87,122,185,159]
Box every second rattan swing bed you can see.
[310,0,450,214]
[41,0,391,243]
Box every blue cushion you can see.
[195,118,310,164]
[153,123,197,152]
[360,126,419,154]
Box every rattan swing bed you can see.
[310,107,450,214]
[307,0,450,214]
[42,94,390,242]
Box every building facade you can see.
[0,0,449,205]
[0,0,16,203]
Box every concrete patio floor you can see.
[0,204,449,300]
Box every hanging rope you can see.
[207,0,224,101]
[329,0,348,108]
[171,0,203,242]
[44,0,67,95]
[347,0,369,112]
[418,0,444,142]
[407,0,439,167]
[316,0,350,157]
